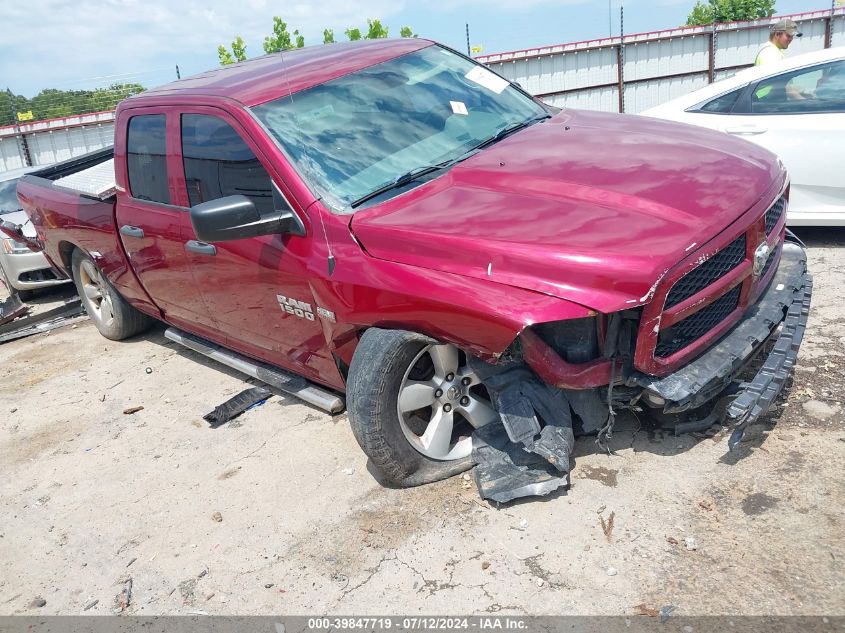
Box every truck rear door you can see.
[114,108,220,337]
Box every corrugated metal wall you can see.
[0,111,115,173]
[480,8,845,114]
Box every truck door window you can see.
[181,114,282,215]
[127,115,170,204]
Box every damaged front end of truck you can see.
[465,199,811,503]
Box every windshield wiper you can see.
[471,114,551,153]
[350,160,455,209]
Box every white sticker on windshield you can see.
[450,101,468,115]
[464,66,509,94]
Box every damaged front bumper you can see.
[634,241,812,448]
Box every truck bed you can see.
[28,147,116,200]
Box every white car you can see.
[642,47,845,226]
[0,166,71,299]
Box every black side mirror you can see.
[190,194,306,243]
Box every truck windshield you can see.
[251,45,549,211]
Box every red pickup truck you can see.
[11,38,811,496]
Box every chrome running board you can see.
[164,327,345,414]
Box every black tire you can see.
[347,328,476,487]
[71,248,153,340]
[17,288,36,302]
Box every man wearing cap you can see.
[755,19,803,65]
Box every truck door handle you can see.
[724,125,767,135]
[185,240,217,256]
[120,225,145,238]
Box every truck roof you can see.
[130,38,433,108]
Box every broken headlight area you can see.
[467,312,643,503]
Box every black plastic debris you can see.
[468,360,575,502]
[0,297,85,343]
[203,387,272,428]
[0,292,27,326]
[472,423,570,504]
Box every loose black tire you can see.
[71,248,153,340]
[347,328,475,487]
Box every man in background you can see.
[755,19,803,66]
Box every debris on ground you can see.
[178,578,197,606]
[600,511,615,541]
[467,360,581,503]
[0,293,28,326]
[472,423,570,503]
[659,605,678,622]
[113,577,132,614]
[667,536,679,546]
[29,596,46,608]
[481,561,491,570]
[684,537,699,551]
[606,567,618,576]
[211,512,223,522]
[0,297,85,343]
[126,557,137,567]
[203,387,273,428]
[633,603,659,617]
[123,406,144,415]
[83,599,99,611]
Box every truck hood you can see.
[350,109,782,313]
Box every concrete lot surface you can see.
[1,229,843,616]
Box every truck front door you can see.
[175,108,343,390]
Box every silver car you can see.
[0,167,70,299]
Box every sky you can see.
[0,0,836,98]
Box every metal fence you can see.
[478,7,845,114]
[1,8,843,174]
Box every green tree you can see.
[294,29,305,48]
[345,27,362,41]
[264,17,293,53]
[232,36,247,61]
[218,36,246,66]
[365,18,388,39]
[685,0,776,25]
[1,89,31,126]
[217,45,235,66]
[323,28,335,44]
[399,26,417,38]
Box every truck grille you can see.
[664,234,746,310]
[635,188,789,375]
[656,285,742,358]
[765,196,786,235]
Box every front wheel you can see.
[71,249,153,340]
[347,328,500,487]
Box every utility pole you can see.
[176,64,181,80]
[617,5,625,113]
[466,23,471,56]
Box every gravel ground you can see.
[0,228,843,616]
